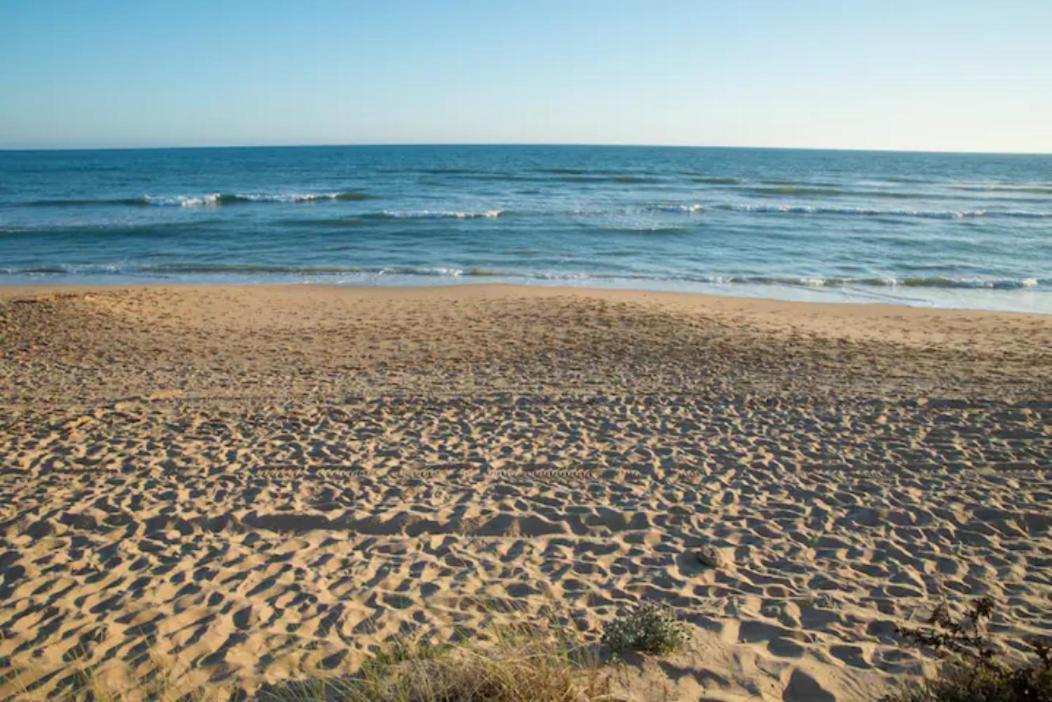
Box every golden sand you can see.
[1,285,1049,700]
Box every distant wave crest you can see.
[645,203,1052,220]
[363,209,505,220]
[649,204,706,214]
[19,191,374,208]
[952,184,1052,195]
[148,191,374,207]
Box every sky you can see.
[1,0,1050,152]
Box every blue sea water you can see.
[1,145,1050,312]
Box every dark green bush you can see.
[600,601,690,657]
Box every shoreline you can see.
[1,280,1049,318]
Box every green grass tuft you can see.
[259,624,609,702]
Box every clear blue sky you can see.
[2,0,1050,152]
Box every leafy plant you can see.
[600,602,690,657]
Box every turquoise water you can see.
[1,145,1050,312]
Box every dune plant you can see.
[258,622,609,702]
[882,596,1052,702]
[600,601,690,658]
[2,605,610,702]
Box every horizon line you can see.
[1,141,1049,157]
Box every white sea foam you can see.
[3,262,1045,295]
[709,203,1051,219]
[652,204,705,213]
[376,209,504,220]
[140,191,372,207]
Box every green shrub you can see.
[600,602,690,657]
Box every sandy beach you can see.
[1,284,1049,701]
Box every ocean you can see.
[1,145,1049,312]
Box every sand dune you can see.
[1,285,1049,700]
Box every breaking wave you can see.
[650,203,1052,219]
[952,184,1052,195]
[362,209,505,220]
[3,262,1043,291]
[17,191,374,208]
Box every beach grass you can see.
[2,615,612,702]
